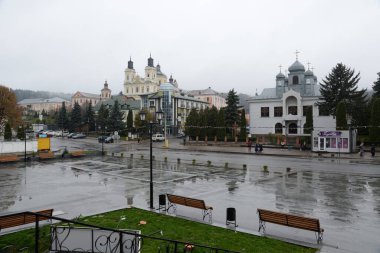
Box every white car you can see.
[152,134,165,142]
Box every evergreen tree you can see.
[17,125,25,140]
[304,107,313,134]
[318,63,366,116]
[108,100,125,133]
[97,104,109,132]
[239,109,247,140]
[57,102,69,130]
[216,108,226,141]
[373,72,380,98]
[4,123,12,140]
[185,108,199,138]
[207,106,218,138]
[369,98,380,142]
[336,101,348,130]
[70,102,82,132]
[84,102,95,131]
[127,109,133,130]
[225,89,240,128]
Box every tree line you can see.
[319,64,380,143]
[184,89,248,141]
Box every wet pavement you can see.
[1,140,380,252]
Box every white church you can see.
[248,56,336,147]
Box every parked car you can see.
[98,136,107,143]
[105,136,114,143]
[67,133,76,138]
[152,134,165,142]
[176,132,185,138]
[72,133,86,139]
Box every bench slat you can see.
[258,209,321,232]
[0,209,53,230]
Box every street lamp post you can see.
[140,109,163,209]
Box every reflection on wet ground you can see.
[0,157,379,252]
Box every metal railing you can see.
[0,211,240,253]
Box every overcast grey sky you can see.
[0,0,379,96]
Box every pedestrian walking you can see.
[259,144,263,153]
[371,144,376,157]
[359,142,364,157]
[255,143,259,153]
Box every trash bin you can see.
[158,194,166,211]
[226,207,237,227]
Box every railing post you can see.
[35,215,39,253]
[119,231,123,253]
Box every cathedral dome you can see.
[288,60,305,72]
[305,69,314,76]
[276,72,285,79]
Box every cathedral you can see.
[248,55,336,146]
[123,54,178,98]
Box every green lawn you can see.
[0,208,317,253]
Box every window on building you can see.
[261,107,269,117]
[274,107,283,117]
[303,106,312,116]
[293,76,299,84]
[127,76,129,81]
[147,86,150,92]
[275,123,283,134]
[289,123,297,134]
[147,74,150,78]
[313,137,318,148]
[288,106,297,115]
[136,87,139,93]
[142,87,144,93]
[149,100,155,107]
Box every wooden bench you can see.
[257,208,324,243]
[166,194,213,222]
[0,155,19,163]
[0,209,54,232]
[38,151,55,160]
[71,150,85,157]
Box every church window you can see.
[274,107,283,117]
[275,123,283,134]
[261,107,269,117]
[288,106,297,115]
[303,106,312,116]
[293,76,299,85]
[289,123,298,134]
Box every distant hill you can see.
[13,89,73,102]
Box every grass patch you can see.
[0,208,316,252]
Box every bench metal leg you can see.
[166,203,176,214]
[258,220,266,234]
[316,231,323,243]
[202,209,212,223]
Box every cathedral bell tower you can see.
[145,54,157,82]
[101,81,111,100]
